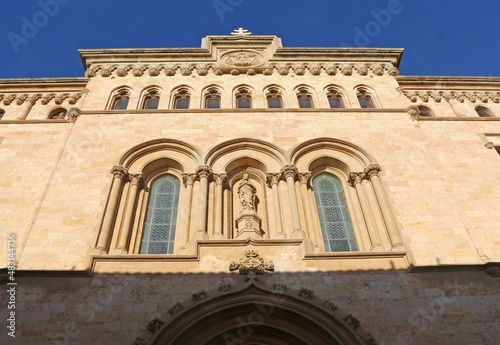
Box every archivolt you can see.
[139,278,375,345]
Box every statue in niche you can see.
[237,173,257,212]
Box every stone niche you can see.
[229,170,267,239]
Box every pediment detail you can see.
[220,50,265,68]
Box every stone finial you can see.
[231,27,252,36]
[229,250,274,274]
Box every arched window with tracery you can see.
[109,88,131,110]
[173,88,191,109]
[265,88,284,108]
[235,87,252,108]
[476,106,494,118]
[313,173,358,252]
[48,108,67,119]
[355,88,376,109]
[141,89,161,109]
[326,88,345,108]
[296,88,314,108]
[140,174,180,254]
[204,88,221,109]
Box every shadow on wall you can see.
[1,264,498,345]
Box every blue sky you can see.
[1,0,499,79]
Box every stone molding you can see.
[401,89,500,104]
[83,62,399,78]
[1,91,85,107]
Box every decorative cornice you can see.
[401,89,500,104]
[80,62,399,78]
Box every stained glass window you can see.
[49,109,67,119]
[140,175,180,254]
[313,173,357,252]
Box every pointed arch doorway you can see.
[145,279,374,345]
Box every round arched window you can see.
[49,108,67,119]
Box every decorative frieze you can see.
[402,89,500,104]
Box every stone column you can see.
[179,173,196,249]
[15,95,37,120]
[113,174,143,254]
[365,164,406,250]
[298,173,321,249]
[266,173,285,238]
[445,93,466,117]
[193,165,213,240]
[280,165,305,238]
[213,173,227,239]
[95,166,128,253]
[348,172,383,250]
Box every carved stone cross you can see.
[231,27,252,36]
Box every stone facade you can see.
[0,29,499,344]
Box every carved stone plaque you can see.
[221,51,264,67]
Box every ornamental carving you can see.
[273,284,288,293]
[214,69,224,76]
[278,67,288,75]
[263,69,272,75]
[343,314,360,329]
[310,66,321,75]
[3,94,16,106]
[85,69,96,78]
[181,68,191,76]
[182,173,197,186]
[363,334,378,345]
[326,67,337,75]
[294,67,305,75]
[221,51,264,67]
[147,317,164,333]
[364,164,381,179]
[246,69,256,75]
[15,94,28,105]
[322,300,338,312]
[111,165,128,179]
[298,288,314,300]
[197,67,208,76]
[357,65,368,76]
[168,302,184,316]
[229,250,274,274]
[100,68,111,77]
[195,165,213,179]
[164,68,175,76]
[280,165,298,180]
[373,66,384,76]
[218,284,232,293]
[132,67,143,77]
[342,66,353,76]
[192,290,208,302]
[230,69,240,76]
[116,68,127,77]
[388,67,399,77]
[134,337,146,345]
[149,68,160,76]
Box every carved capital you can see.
[195,165,213,180]
[266,173,280,188]
[111,166,128,180]
[67,108,81,123]
[129,174,143,187]
[182,173,197,187]
[298,173,312,186]
[364,164,381,179]
[348,172,364,187]
[280,165,298,180]
[214,173,227,186]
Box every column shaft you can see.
[266,173,284,238]
[213,174,226,239]
[115,175,142,253]
[194,165,212,240]
[96,166,127,252]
